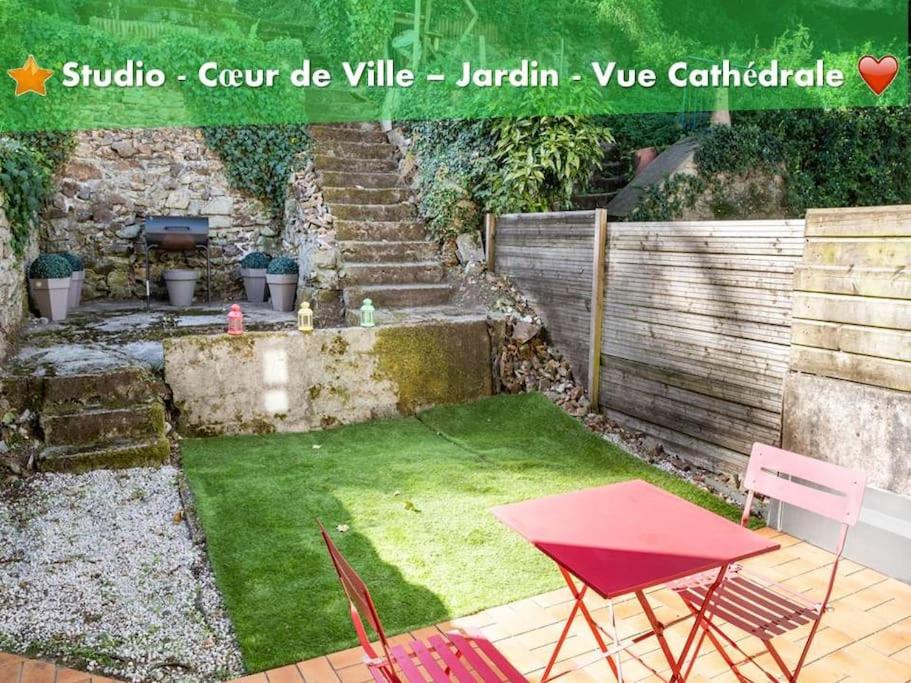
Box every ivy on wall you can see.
[201,125,311,218]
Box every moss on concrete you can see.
[39,436,171,473]
[372,320,492,414]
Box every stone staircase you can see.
[35,368,170,472]
[572,143,629,210]
[310,124,451,321]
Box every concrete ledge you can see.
[163,319,493,436]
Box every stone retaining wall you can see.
[163,319,493,435]
[0,196,37,361]
[43,128,279,301]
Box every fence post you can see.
[484,213,497,273]
[588,209,608,408]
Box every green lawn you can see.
[183,393,743,672]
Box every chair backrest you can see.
[319,523,391,659]
[743,443,866,527]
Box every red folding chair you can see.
[319,523,529,683]
[668,443,866,682]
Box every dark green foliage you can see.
[202,125,310,217]
[266,256,299,275]
[240,251,272,269]
[696,124,784,176]
[630,174,707,222]
[57,251,84,272]
[9,131,75,174]
[0,139,54,258]
[600,113,694,159]
[28,254,72,280]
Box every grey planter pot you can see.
[30,276,71,321]
[163,269,198,307]
[266,273,298,312]
[241,268,269,304]
[67,270,85,309]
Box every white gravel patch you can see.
[0,467,244,682]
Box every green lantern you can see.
[360,298,376,328]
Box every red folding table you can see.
[491,480,780,682]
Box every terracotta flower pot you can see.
[241,267,269,303]
[67,270,85,309]
[30,276,71,321]
[163,269,198,307]
[634,147,658,176]
[266,273,298,312]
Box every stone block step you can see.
[344,283,452,309]
[314,155,398,173]
[309,125,388,143]
[335,220,427,241]
[332,203,416,222]
[343,261,444,286]
[323,186,409,205]
[40,437,171,473]
[41,368,161,412]
[339,240,437,263]
[318,170,403,189]
[314,140,397,160]
[41,402,167,448]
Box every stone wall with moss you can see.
[42,128,278,301]
[163,319,493,435]
[0,194,37,361]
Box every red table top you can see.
[491,480,780,599]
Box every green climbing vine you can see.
[201,125,311,217]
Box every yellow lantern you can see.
[297,300,314,332]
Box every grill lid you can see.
[144,216,210,251]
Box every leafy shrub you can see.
[266,256,299,275]
[240,251,272,269]
[0,139,54,257]
[57,251,84,272]
[28,254,72,279]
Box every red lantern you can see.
[227,304,244,335]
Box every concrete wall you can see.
[0,196,38,361]
[163,319,493,436]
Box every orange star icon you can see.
[8,55,54,96]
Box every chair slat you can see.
[410,639,452,683]
[464,632,528,683]
[390,645,426,683]
[428,635,478,683]
[447,633,503,682]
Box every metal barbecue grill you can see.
[142,216,211,309]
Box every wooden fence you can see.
[488,211,806,474]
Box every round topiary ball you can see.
[29,254,73,280]
[266,256,299,275]
[240,251,272,269]
[57,251,84,272]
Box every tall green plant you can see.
[0,138,55,257]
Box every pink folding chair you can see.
[669,443,866,682]
[319,523,529,683]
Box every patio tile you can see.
[296,657,341,683]
[264,664,304,683]
[55,669,93,683]
[18,661,55,683]
[227,674,270,683]
[0,661,23,683]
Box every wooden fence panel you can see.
[599,219,805,474]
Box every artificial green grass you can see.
[182,393,743,672]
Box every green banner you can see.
[1,0,906,131]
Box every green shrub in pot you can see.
[265,256,299,312]
[57,251,86,309]
[28,254,72,321]
[240,251,272,303]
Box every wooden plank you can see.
[609,250,801,273]
[803,238,911,268]
[605,291,793,326]
[485,213,497,273]
[588,210,607,404]
[792,292,911,330]
[790,345,911,392]
[607,278,795,308]
[610,235,804,256]
[791,320,911,362]
[806,205,911,237]
[794,265,911,300]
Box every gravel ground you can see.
[0,467,245,682]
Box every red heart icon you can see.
[857,55,899,95]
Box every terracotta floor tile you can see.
[18,661,54,683]
[54,669,93,683]
[226,674,270,683]
[296,657,341,683]
[0,661,23,683]
[264,664,304,683]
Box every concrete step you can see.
[314,140,397,160]
[345,305,488,327]
[344,283,452,309]
[343,261,444,286]
[41,368,161,412]
[310,125,388,144]
[40,437,171,473]
[335,220,427,241]
[318,170,403,189]
[324,186,409,205]
[339,240,437,263]
[314,155,398,173]
[332,203,416,222]
[41,402,167,448]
